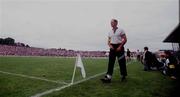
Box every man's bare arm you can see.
[108,37,114,49]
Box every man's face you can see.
[144,49,146,52]
[165,54,169,58]
[111,20,117,28]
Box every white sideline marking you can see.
[31,72,106,97]
[31,61,134,97]
[0,70,68,84]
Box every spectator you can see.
[164,51,177,79]
[126,48,131,62]
[136,50,141,61]
[143,47,152,71]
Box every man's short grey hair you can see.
[112,19,118,23]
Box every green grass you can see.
[0,56,108,97]
[0,73,61,97]
[43,61,177,97]
[0,56,107,82]
[0,56,75,81]
[0,56,178,97]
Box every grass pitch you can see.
[0,56,177,97]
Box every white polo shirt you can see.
[108,28,125,44]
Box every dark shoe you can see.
[121,76,126,82]
[100,76,111,83]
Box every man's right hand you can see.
[108,37,114,50]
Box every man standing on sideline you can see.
[101,19,127,83]
[143,47,152,71]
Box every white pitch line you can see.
[31,61,135,97]
[0,70,68,84]
[30,71,106,97]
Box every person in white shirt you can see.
[101,19,127,83]
[136,50,141,61]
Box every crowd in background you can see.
[0,45,107,57]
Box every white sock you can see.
[106,74,112,79]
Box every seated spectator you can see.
[150,53,164,70]
[163,51,177,79]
